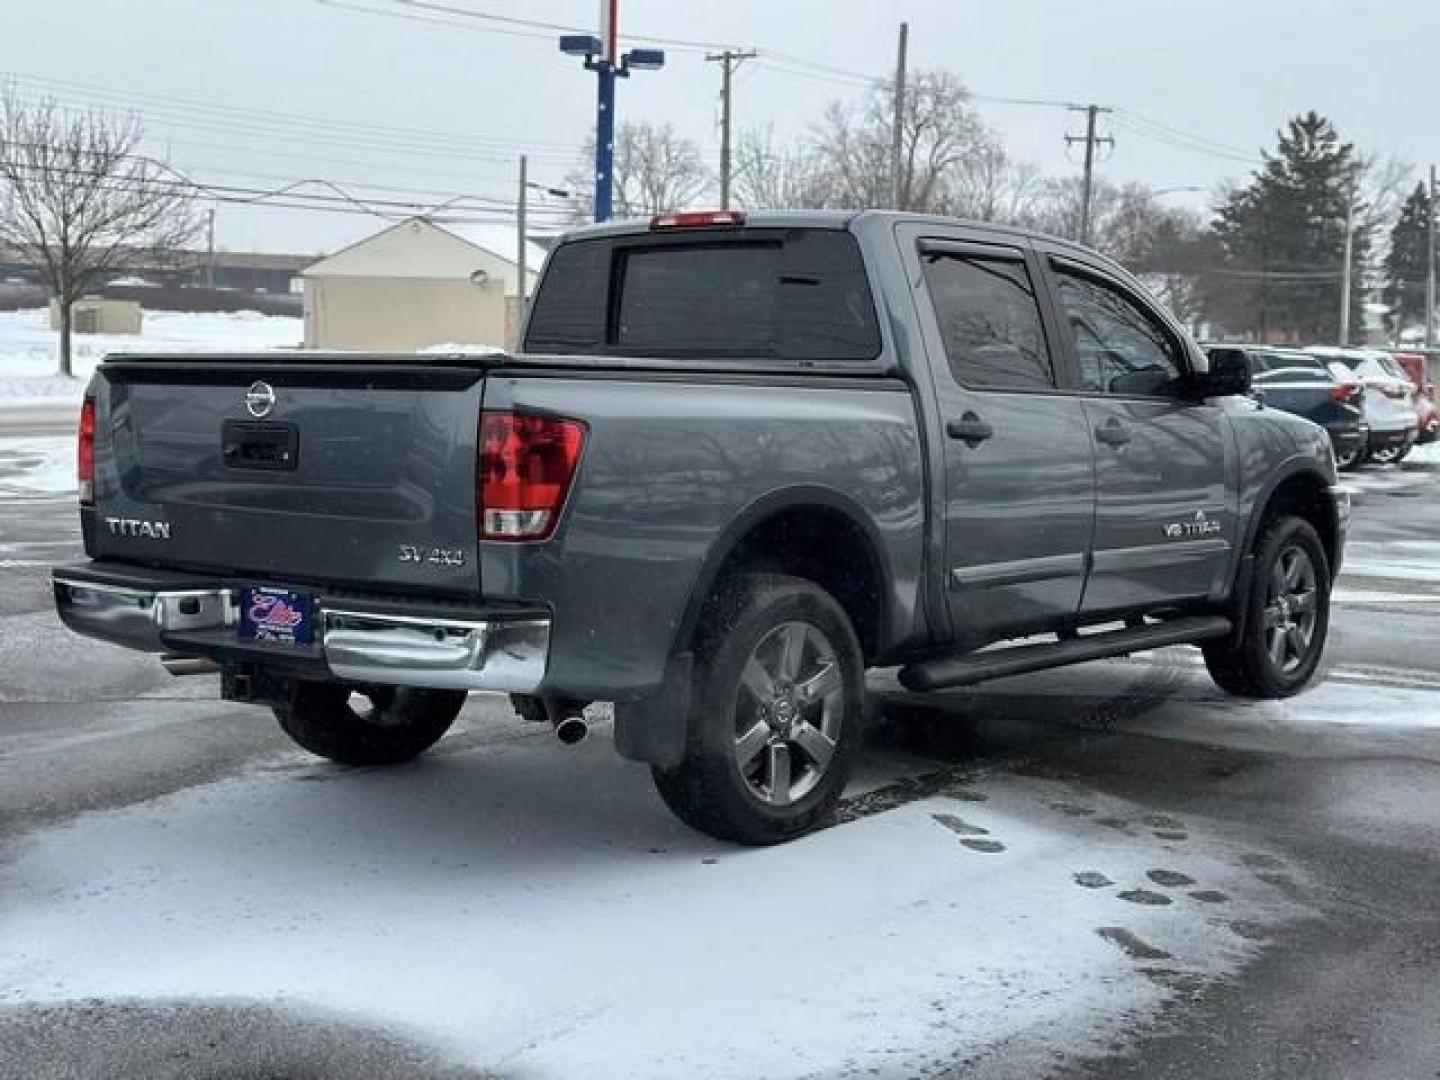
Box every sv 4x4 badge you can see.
[398,544,466,568]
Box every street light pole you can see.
[594,61,616,222]
[560,3,664,224]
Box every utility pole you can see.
[1427,163,1436,350]
[517,153,528,323]
[1066,105,1114,245]
[706,48,756,210]
[1340,166,1357,345]
[204,207,215,290]
[890,21,908,210]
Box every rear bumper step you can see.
[53,568,549,694]
[897,615,1233,693]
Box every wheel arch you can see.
[1242,462,1342,575]
[674,486,895,667]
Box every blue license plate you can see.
[239,587,313,645]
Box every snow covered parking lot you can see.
[1,329,1439,1077]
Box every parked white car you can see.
[1306,346,1418,464]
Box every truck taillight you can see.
[478,411,585,541]
[78,395,96,506]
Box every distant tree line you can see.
[576,76,1428,345]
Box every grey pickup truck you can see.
[54,210,1347,844]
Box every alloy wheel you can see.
[1262,544,1319,675]
[732,621,845,807]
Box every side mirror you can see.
[1200,347,1252,397]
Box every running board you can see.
[897,615,1233,693]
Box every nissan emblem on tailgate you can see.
[245,381,276,418]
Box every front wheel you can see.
[1203,515,1330,698]
[274,681,466,766]
[652,573,863,845]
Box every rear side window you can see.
[523,229,881,363]
[921,251,1054,391]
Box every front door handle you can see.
[947,412,994,448]
[1094,418,1132,447]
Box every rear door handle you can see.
[946,412,994,447]
[1094,419,1132,447]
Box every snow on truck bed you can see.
[0,307,302,406]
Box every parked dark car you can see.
[1215,346,1368,470]
[53,211,1347,844]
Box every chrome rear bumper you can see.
[53,573,549,693]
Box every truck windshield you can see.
[523,228,881,363]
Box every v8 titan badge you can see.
[1163,509,1222,540]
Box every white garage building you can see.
[302,217,547,352]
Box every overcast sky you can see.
[4,0,1436,254]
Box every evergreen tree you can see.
[1206,112,1367,342]
[1382,182,1431,337]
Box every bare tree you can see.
[810,70,988,212]
[569,120,712,221]
[0,89,201,376]
[941,138,1046,224]
[731,125,835,210]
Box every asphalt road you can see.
[1,454,1438,1078]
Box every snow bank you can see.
[0,435,75,497]
[0,308,302,406]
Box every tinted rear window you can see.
[524,228,881,363]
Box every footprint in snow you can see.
[960,838,1005,854]
[1146,869,1196,888]
[1074,871,1114,889]
[1189,890,1229,904]
[1097,926,1173,961]
[1118,889,1173,906]
[931,813,989,837]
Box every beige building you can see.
[302,217,546,352]
[49,298,143,335]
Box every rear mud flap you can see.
[613,653,693,769]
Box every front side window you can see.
[921,250,1054,391]
[1055,268,1184,397]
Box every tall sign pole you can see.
[594,0,619,223]
[559,2,662,224]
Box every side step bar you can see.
[897,615,1233,693]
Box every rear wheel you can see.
[652,573,863,845]
[274,681,466,766]
[1370,442,1405,465]
[1204,515,1330,698]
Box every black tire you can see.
[1203,515,1330,698]
[651,573,864,845]
[274,681,466,766]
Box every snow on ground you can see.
[0,436,74,498]
[0,706,1302,1080]
[0,308,301,406]
[1343,539,1440,583]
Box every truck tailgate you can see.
[89,354,492,597]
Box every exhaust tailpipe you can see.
[554,715,588,745]
[160,654,220,677]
